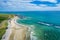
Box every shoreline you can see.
[2,16,31,40]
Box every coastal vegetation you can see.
[0,14,14,40]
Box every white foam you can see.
[30,31,37,40]
[55,26,60,28]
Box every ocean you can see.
[1,11,60,40]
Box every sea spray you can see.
[29,25,37,40]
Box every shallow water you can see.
[16,11,60,40]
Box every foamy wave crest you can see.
[29,25,37,40]
[38,22,53,26]
[30,31,37,40]
[38,21,60,28]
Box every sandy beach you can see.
[2,16,30,40]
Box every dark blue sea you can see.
[0,11,60,40]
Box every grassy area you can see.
[0,14,15,40]
[0,28,6,40]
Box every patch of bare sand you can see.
[8,16,30,40]
[9,29,15,40]
[9,27,29,40]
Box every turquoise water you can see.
[0,11,60,40]
[16,11,60,40]
[17,18,60,40]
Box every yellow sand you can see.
[8,16,29,40]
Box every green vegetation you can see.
[0,14,14,40]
